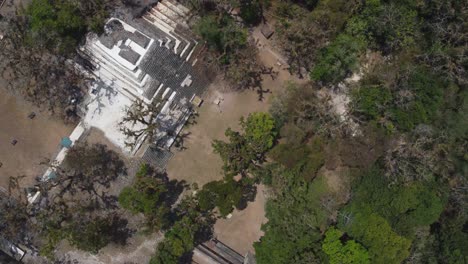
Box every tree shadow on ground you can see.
[236,184,257,211]
[173,132,192,151]
[150,167,188,209]
[108,214,135,246]
[186,111,199,127]
[253,66,277,101]
[165,179,189,207]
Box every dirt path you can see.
[0,88,74,189]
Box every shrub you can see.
[351,85,392,120]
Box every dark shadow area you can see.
[0,251,20,264]
[236,184,257,211]
[186,111,199,127]
[98,194,120,210]
[164,179,188,208]
[108,215,135,246]
[173,131,192,151]
[252,66,277,101]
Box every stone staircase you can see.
[143,0,199,62]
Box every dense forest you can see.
[252,0,467,263]
[189,0,467,263]
[0,0,466,263]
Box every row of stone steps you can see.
[142,0,198,62]
[81,40,158,103]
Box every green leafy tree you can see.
[150,197,214,264]
[34,143,130,257]
[347,167,446,237]
[254,171,330,264]
[26,0,110,53]
[118,164,172,230]
[346,0,420,52]
[27,0,60,33]
[269,82,339,136]
[240,0,262,25]
[340,213,411,264]
[195,12,266,91]
[196,14,248,55]
[351,66,445,131]
[57,143,127,198]
[197,180,244,216]
[242,112,277,153]
[213,112,277,177]
[322,227,370,264]
[351,85,392,120]
[390,67,444,131]
[27,0,84,52]
[269,136,325,181]
[273,0,360,74]
[68,213,130,254]
[213,127,256,177]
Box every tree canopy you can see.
[322,227,370,264]
[25,0,110,53]
[213,112,277,178]
[118,164,177,231]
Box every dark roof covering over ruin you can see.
[139,39,210,102]
[100,19,151,50]
[131,31,151,48]
[118,47,141,64]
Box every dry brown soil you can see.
[166,28,300,186]
[166,81,270,186]
[0,88,74,190]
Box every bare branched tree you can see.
[383,130,453,184]
[119,98,166,149]
[50,143,127,203]
[270,82,342,137]
[222,45,275,100]
[0,17,86,123]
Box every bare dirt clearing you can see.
[0,88,74,189]
[166,79,270,185]
[167,31,302,186]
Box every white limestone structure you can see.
[34,0,209,190]
[77,0,208,158]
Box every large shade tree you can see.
[213,112,277,178]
